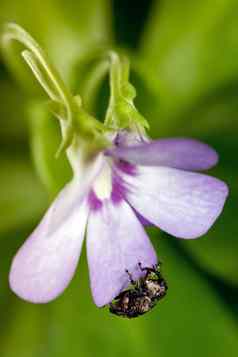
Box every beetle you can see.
[109,262,168,318]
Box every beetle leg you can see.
[125,269,136,285]
[138,262,154,273]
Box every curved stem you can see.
[22,50,58,102]
[1,23,73,125]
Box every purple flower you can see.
[9,133,228,306]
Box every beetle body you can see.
[109,263,168,318]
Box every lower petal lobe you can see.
[9,182,89,303]
[86,199,157,307]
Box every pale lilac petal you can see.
[9,154,106,303]
[123,166,228,239]
[9,183,89,303]
[87,200,157,307]
[106,138,218,170]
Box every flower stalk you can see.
[1,23,109,160]
[1,23,149,156]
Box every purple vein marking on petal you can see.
[115,160,138,176]
[113,166,154,225]
[88,190,102,211]
[111,174,127,204]
[111,161,138,205]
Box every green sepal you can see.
[130,106,150,130]
[105,51,150,132]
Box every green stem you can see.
[2,23,72,106]
[83,59,109,112]
[22,50,58,103]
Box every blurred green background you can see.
[0,0,238,356]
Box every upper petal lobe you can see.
[122,166,228,239]
[106,138,218,171]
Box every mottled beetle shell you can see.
[109,263,168,318]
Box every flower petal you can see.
[87,200,157,307]
[106,138,218,170]
[123,166,228,239]
[9,183,89,303]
